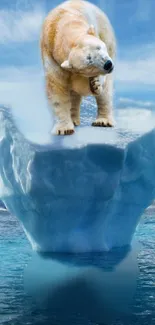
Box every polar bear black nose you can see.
[104,60,113,71]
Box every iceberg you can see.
[0,103,155,252]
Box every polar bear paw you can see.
[89,76,103,96]
[92,117,115,127]
[52,122,75,135]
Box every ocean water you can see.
[0,205,155,325]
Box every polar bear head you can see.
[61,26,114,77]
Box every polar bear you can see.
[40,0,116,135]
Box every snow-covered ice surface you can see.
[0,100,155,252]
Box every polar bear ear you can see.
[61,60,72,70]
[87,25,96,36]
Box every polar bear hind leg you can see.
[43,54,75,135]
[70,91,82,126]
[46,75,74,135]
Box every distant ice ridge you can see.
[0,104,155,252]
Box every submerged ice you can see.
[0,104,155,252]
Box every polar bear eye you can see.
[96,46,101,50]
[87,54,92,61]
[87,54,93,65]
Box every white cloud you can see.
[0,65,43,82]
[0,66,46,116]
[115,43,155,86]
[0,65,52,143]
[118,97,155,108]
[116,58,155,85]
[0,5,45,44]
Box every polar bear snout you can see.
[103,59,114,73]
[104,59,113,73]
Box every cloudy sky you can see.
[0,0,155,114]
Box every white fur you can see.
[82,2,99,35]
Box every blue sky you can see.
[0,0,155,111]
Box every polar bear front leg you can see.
[89,76,103,96]
[92,75,115,127]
